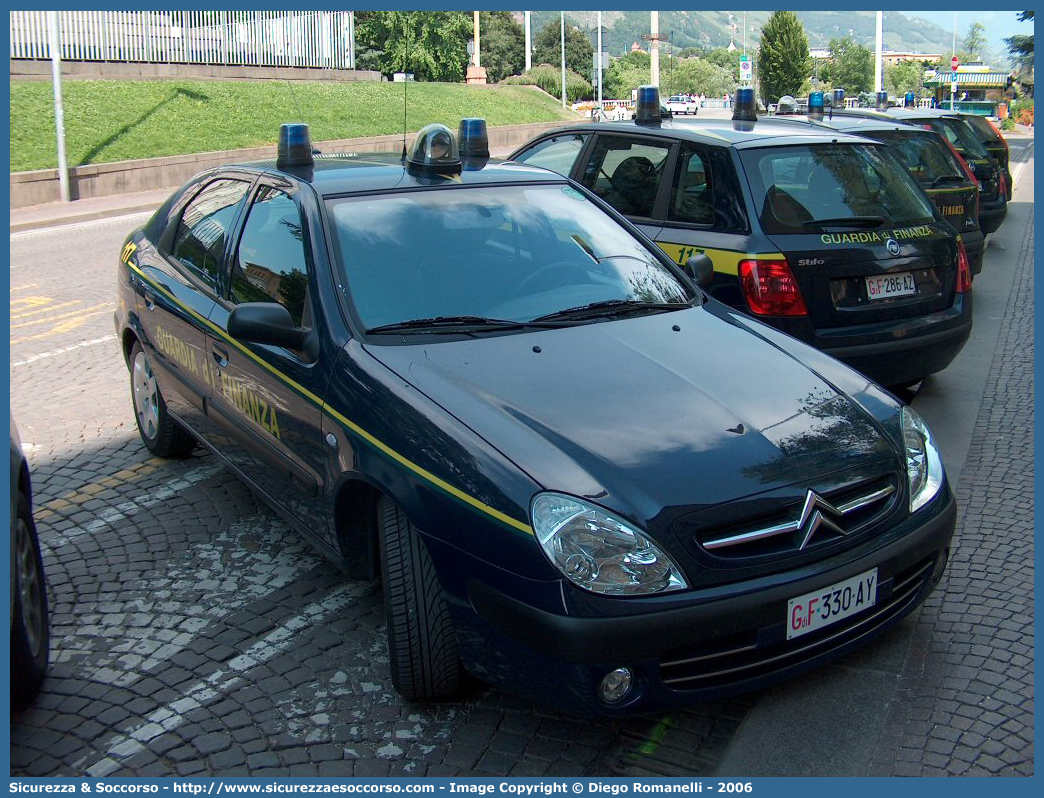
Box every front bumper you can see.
[443,489,956,715]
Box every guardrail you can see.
[10,10,355,70]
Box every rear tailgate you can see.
[926,184,979,236]
[764,223,958,330]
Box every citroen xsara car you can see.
[115,120,956,713]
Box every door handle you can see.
[142,289,156,310]
[212,347,229,368]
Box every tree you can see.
[884,60,926,97]
[532,20,593,80]
[478,11,524,82]
[962,22,987,62]
[1005,11,1033,72]
[704,47,742,70]
[758,11,811,103]
[827,36,873,94]
[355,11,471,82]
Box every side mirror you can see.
[228,302,308,351]
[685,254,714,288]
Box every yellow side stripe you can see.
[654,242,785,276]
[924,186,977,195]
[126,261,533,536]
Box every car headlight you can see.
[902,407,944,513]
[530,493,688,596]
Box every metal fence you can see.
[10,10,355,69]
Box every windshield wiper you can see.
[366,315,568,334]
[803,215,886,229]
[931,174,968,187]
[534,299,688,322]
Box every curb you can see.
[10,201,166,234]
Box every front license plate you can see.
[866,272,916,300]
[787,568,877,640]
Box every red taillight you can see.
[997,169,1008,197]
[956,240,972,293]
[738,259,808,316]
[941,135,979,186]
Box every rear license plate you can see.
[866,272,916,300]
[787,568,877,640]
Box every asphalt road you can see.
[9,138,1034,776]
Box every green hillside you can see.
[531,10,958,59]
[9,79,577,172]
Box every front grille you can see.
[659,555,935,691]
[697,476,898,560]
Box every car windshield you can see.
[740,143,937,234]
[325,184,694,333]
[869,130,966,187]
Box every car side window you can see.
[669,145,713,225]
[580,135,671,219]
[230,186,312,328]
[514,134,587,177]
[171,179,250,292]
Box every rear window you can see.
[963,115,1002,146]
[870,130,966,187]
[933,118,991,159]
[739,143,937,235]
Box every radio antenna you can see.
[284,79,305,123]
[402,13,410,160]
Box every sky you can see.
[906,10,1030,58]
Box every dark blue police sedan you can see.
[114,121,955,713]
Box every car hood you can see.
[364,304,899,530]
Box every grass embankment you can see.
[10,79,577,172]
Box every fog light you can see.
[599,668,634,704]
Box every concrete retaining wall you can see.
[10,120,579,208]
[11,58,381,83]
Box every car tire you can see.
[11,490,49,709]
[128,341,195,458]
[377,496,460,700]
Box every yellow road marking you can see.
[10,283,39,293]
[11,299,83,320]
[126,261,533,535]
[10,295,53,309]
[34,460,165,522]
[10,303,111,330]
[11,306,113,344]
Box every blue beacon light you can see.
[277,123,314,168]
[732,86,757,126]
[808,92,825,121]
[458,118,490,159]
[635,85,662,125]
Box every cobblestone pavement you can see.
[9,215,745,776]
[866,147,1035,776]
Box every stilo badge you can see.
[886,239,901,256]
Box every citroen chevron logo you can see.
[701,483,895,552]
[795,490,846,550]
